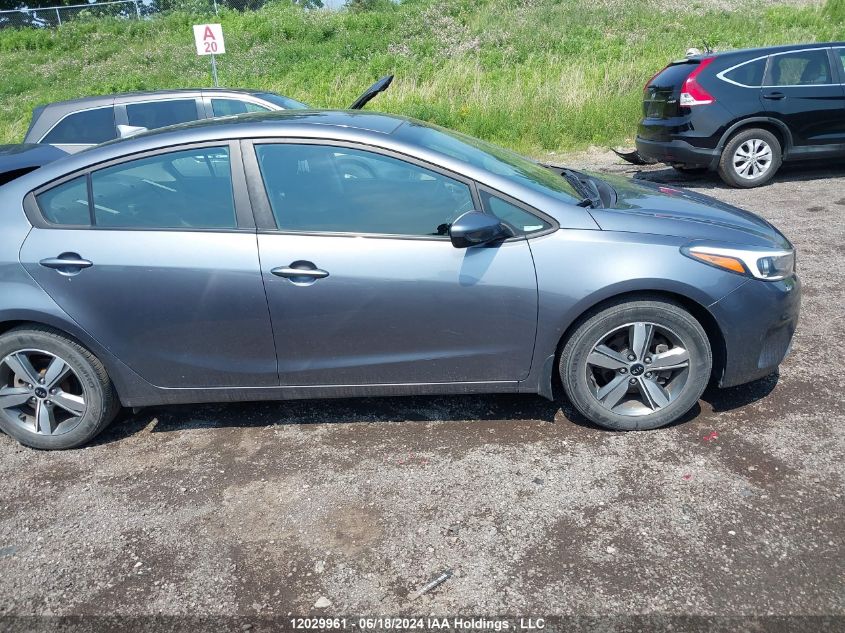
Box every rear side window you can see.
[480,191,549,236]
[766,50,833,86]
[211,99,270,117]
[90,146,236,229]
[36,176,90,225]
[837,49,845,81]
[41,107,116,145]
[126,99,199,129]
[722,57,767,87]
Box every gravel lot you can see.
[0,156,843,629]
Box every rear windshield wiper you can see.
[562,169,602,209]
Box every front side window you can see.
[480,190,550,235]
[722,57,767,87]
[255,144,475,236]
[90,146,236,229]
[211,99,270,117]
[36,176,90,225]
[126,99,199,129]
[41,107,117,144]
[766,50,833,86]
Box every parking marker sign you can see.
[193,23,225,87]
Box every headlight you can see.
[681,243,795,281]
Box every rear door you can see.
[19,142,278,389]
[245,140,540,387]
[114,96,203,133]
[760,48,845,151]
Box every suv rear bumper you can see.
[636,136,720,169]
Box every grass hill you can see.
[1,0,843,156]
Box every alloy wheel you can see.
[585,322,691,417]
[0,349,88,436]
[732,138,773,180]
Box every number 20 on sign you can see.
[193,23,225,86]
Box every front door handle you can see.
[271,261,329,281]
[762,91,786,100]
[39,253,93,275]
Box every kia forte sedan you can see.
[0,111,800,449]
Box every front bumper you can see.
[709,275,801,388]
[636,136,720,169]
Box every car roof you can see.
[698,41,845,61]
[35,88,276,110]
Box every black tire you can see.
[559,297,711,431]
[0,326,120,449]
[717,128,782,188]
[672,165,709,175]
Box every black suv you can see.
[636,42,845,187]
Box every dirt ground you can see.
[0,155,843,631]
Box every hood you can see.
[587,172,791,250]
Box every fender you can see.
[716,117,794,154]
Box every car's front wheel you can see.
[559,298,712,431]
[0,326,119,449]
[717,128,782,188]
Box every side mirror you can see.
[117,124,148,139]
[449,211,509,249]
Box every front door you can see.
[247,141,539,386]
[761,48,845,151]
[20,143,277,389]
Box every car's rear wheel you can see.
[559,298,711,431]
[717,128,782,188]
[0,327,119,450]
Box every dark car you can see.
[0,111,799,449]
[636,42,845,187]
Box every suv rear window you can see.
[722,57,766,87]
[648,61,698,89]
[766,50,833,86]
[126,99,200,129]
[41,107,117,145]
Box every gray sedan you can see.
[0,111,800,449]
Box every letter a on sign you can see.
[193,23,225,56]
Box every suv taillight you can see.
[679,57,716,106]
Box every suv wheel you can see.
[718,128,782,188]
[0,326,119,450]
[559,298,711,431]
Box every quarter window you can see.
[766,50,833,86]
[89,146,236,229]
[41,107,117,144]
[838,49,845,81]
[36,176,90,225]
[722,58,766,87]
[211,99,270,117]
[254,144,475,236]
[126,99,200,129]
[480,190,549,235]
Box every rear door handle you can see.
[763,91,786,100]
[39,253,93,275]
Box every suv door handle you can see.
[271,262,329,280]
[39,254,93,275]
[763,91,786,100]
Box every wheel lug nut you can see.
[39,378,45,384]
[645,372,653,379]
[50,389,56,395]
[627,354,636,361]
[629,378,637,385]
[645,357,652,364]
[619,368,627,374]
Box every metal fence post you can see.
[213,0,219,15]
[55,7,62,25]
[134,0,141,19]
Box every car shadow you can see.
[633,158,845,189]
[91,372,780,446]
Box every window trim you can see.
[832,47,845,84]
[717,47,839,89]
[241,137,488,241]
[476,184,558,240]
[37,104,118,146]
[26,140,254,233]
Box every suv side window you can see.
[837,49,845,82]
[126,99,200,129]
[211,99,270,117]
[766,50,833,86]
[90,146,236,229]
[722,57,766,87]
[254,144,475,236]
[479,190,549,235]
[41,107,117,144]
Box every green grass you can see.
[1,0,843,155]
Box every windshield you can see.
[255,92,310,110]
[394,121,580,204]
